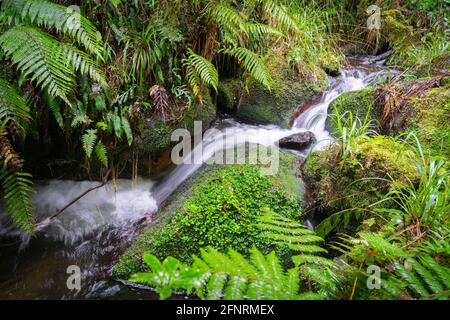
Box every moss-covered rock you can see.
[328,87,380,136]
[113,146,303,280]
[220,54,328,128]
[303,135,418,213]
[407,86,450,161]
[133,94,216,175]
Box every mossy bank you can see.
[113,145,304,279]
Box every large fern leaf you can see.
[130,246,324,300]
[2,0,104,59]
[0,166,35,232]
[184,49,219,92]
[0,26,105,105]
[223,47,272,89]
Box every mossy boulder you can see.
[219,54,328,128]
[328,87,380,136]
[113,146,303,280]
[303,135,418,213]
[407,86,450,161]
[135,94,216,158]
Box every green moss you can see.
[217,79,242,113]
[328,87,380,136]
[113,146,303,280]
[303,135,418,212]
[235,54,328,128]
[408,86,450,161]
[135,94,216,157]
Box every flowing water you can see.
[0,56,395,299]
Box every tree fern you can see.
[222,47,272,89]
[130,247,324,300]
[2,0,104,59]
[0,166,35,232]
[81,129,97,158]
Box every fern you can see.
[130,247,324,300]
[0,26,105,105]
[208,3,246,44]
[184,49,219,92]
[81,129,97,158]
[259,0,299,34]
[0,78,32,132]
[2,0,104,59]
[0,166,35,232]
[387,256,450,299]
[222,47,272,89]
[256,209,328,257]
[94,141,108,168]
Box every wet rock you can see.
[278,131,316,151]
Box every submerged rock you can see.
[278,131,316,151]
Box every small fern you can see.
[81,129,97,158]
[94,141,108,168]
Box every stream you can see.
[0,55,395,299]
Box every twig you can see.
[34,170,111,229]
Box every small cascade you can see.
[0,55,396,299]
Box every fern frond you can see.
[256,210,328,258]
[208,3,246,44]
[184,49,219,92]
[223,47,272,89]
[0,166,35,232]
[0,26,105,105]
[94,141,108,167]
[130,246,325,300]
[247,23,283,40]
[81,129,97,158]
[259,0,299,34]
[0,79,31,132]
[3,0,104,59]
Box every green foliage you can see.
[141,164,300,262]
[304,134,419,237]
[94,141,108,168]
[184,49,219,98]
[0,0,106,105]
[130,247,322,300]
[0,78,31,132]
[0,166,34,232]
[2,0,104,59]
[256,209,328,257]
[223,47,272,89]
[81,129,97,158]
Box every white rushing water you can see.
[0,56,396,299]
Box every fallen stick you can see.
[34,170,111,231]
